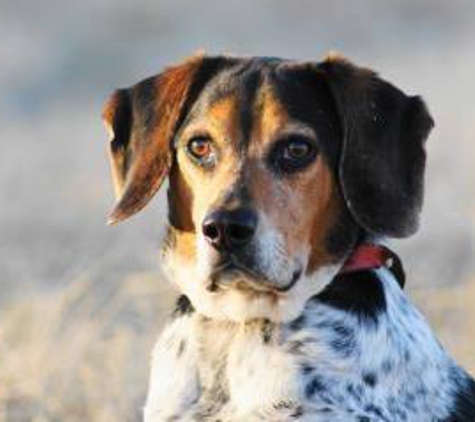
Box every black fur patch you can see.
[236,61,264,148]
[273,400,304,417]
[346,383,364,402]
[328,321,357,357]
[301,364,314,375]
[108,89,133,183]
[362,372,378,387]
[132,75,159,137]
[261,319,274,344]
[363,404,387,420]
[444,370,475,421]
[289,314,306,331]
[271,63,343,181]
[305,375,327,398]
[193,370,230,419]
[315,270,386,321]
[177,339,186,357]
[173,295,195,317]
[381,359,394,375]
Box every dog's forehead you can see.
[186,59,276,136]
[186,59,321,128]
[179,57,340,158]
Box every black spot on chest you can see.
[289,314,306,331]
[305,375,327,398]
[362,372,377,387]
[363,403,386,420]
[173,295,195,316]
[325,321,357,357]
[315,270,386,322]
[177,339,187,357]
[261,319,274,344]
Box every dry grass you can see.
[412,277,475,374]
[0,273,175,422]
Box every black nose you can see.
[202,209,258,250]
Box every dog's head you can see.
[103,53,433,322]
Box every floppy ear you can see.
[102,55,230,224]
[318,55,434,238]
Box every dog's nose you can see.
[202,209,258,250]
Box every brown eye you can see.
[186,136,217,168]
[284,140,312,160]
[269,136,317,173]
[187,137,212,159]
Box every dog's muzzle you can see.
[201,208,302,293]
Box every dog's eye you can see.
[186,136,216,167]
[271,137,318,173]
[284,139,312,160]
[188,137,212,158]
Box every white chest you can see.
[144,270,456,421]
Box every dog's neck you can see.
[176,242,404,333]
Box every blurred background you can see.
[0,0,474,420]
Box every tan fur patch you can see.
[246,84,344,271]
[177,95,243,225]
[170,94,244,263]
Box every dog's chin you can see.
[180,275,307,323]
[164,254,342,323]
[206,263,302,295]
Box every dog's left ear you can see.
[102,54,231,224]
[318,55,434,238]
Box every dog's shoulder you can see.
[444,367,475,421]
[299,268,475,421]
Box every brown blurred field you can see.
[0,1,474,420]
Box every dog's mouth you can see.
[207,259,302,294]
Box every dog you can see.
[102,53,475,421]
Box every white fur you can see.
[164,250,340,323]
[162,214,341,323]
[252,214,297,288]
[144,267,463,421]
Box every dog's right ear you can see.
[102,55,232,224]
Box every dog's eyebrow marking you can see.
[249,80,317,155]
[241,82,287,158]
[177,95,241,147]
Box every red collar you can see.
[340,243,405,287]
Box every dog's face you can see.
[103,54,433,322]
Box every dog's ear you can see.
[102,55,230,224]
[318,55,434,238]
